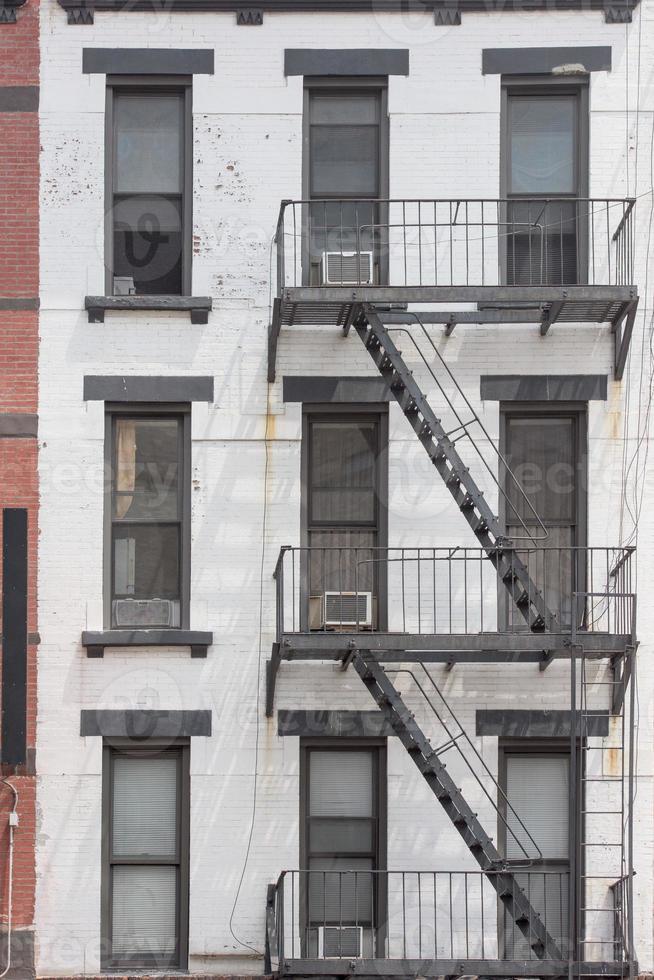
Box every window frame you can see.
[101,739,190,971]
[300,405,389,630]
[500,76,589,286]
[302,78,389,286]
[103,402,192,630]
[499,402,588,630]
[104,75,193,297]
[498,738,582,960]
[299,738,388,958]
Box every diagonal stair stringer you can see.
[352,652,564,961]
[354,305,558,632]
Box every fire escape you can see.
[264,197,638,980]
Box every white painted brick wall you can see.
[36,1,654,974]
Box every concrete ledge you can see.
[83,47,214,75]
[285,48,409,76]
[83,375,214,403]
[480,374,607,402]
[82,629,213,658]
[278,709,395,737]
[283,376,391,403]
[476,709,609,738]
[84,295,212,324]
[482,46,611,75]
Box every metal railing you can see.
[273,545,635,638]
[275,197,636,293]
[265,869,632,971]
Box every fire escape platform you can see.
[279,630,633,660]
[280,958,632,977]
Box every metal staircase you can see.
[350,651,564,960]
[353,304,558,632]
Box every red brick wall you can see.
[0,0,40,953]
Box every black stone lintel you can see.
[85,295,212,324]
[278,709,395,737]
[476,708,610,738]
[81,708,212,737]
[82,629,213,658]
[56,0,639,18]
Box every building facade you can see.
[0,0,40,972]
[28,0,654,977]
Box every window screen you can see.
[304,747,382,948]
[505,91,581,286]
[111,90,186,295]
[105,747,187,969]
[109,414,186,628]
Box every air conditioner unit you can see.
[321,251,373,286]
[324,591,373,627]
[113,275,136,296]
[317,925,364,959]
[113,598,177,628]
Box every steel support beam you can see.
[265,642,282,717]
[282,285,636,306]
[281,958,633,977]
[382,309,544,326]
[268,297,282,383]
[613,299,639,381]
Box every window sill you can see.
[84,295,212,324]
[82,629,213,658]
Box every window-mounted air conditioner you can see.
[113,598,177,628]
[324,591,373,627]
[113,275,136,296]
[321,251,373,286]
[317,925,364,959]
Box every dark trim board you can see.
[1,509,28,766]
[0,85,39,111]
[83,47,214,74]
[283,376,391,403]
[476,708,609,737]
[0,414,38,438]
[285,48,409,76]
[0,297,39,311]
[481,374,607,401]
[278,709,395,736]
[83,375,214,402]
[81,709,212,737]
[482,46,612,75]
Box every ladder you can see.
[574,645,635,969]
[351,651,563,960]
[353,305,558,632]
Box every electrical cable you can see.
[227,238,276,957]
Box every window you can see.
[502,81,587,286]
[500,744,571,958]
[106,407,191,629]
[301,743,386,957]
[502,405,586,627]
[102,743,190,969]
[107,81,191,296]
[304,84,388,285]
[304,411,387,629]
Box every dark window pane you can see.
[310,421,377,525]
[310,818,373,853]
[113,524,180,600]
[307,859,374,923]
[509,96,576,195]
[112,755,178,858]
[308,530,376,595]
[309,750,373,817]
[309,200,378,261]
[111,865,177,961]
[506,200,578,286]
[114,94,183,195]
[114,418,180,521]
[311,126,378,197]
[506,417,575,523]
[310,94,379,125]
[113,195,182,296]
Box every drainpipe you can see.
[0,780,19,980]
